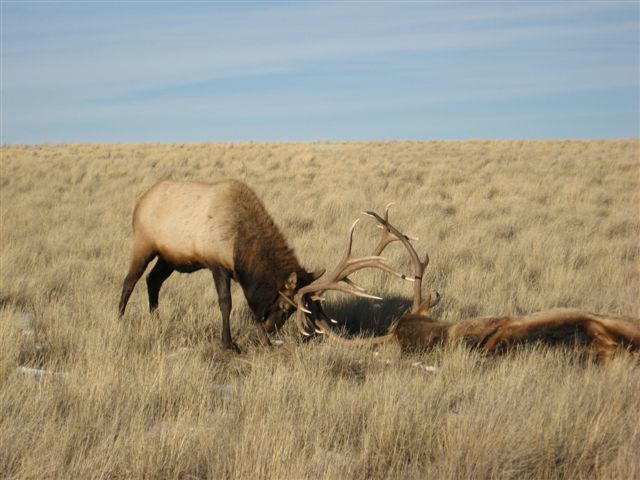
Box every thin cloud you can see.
[1,2,638,143]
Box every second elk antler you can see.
[293,204,438,339]
[363,206,440,315]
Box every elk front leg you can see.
[212,267,240,353]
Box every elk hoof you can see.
[223,341,241,353]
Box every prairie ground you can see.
[1,140,639,479]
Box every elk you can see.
[292,207,640,362]
[118,179,331,352]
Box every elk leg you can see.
[146,256,174,312]
[119,249,155,316]
[212,266,239,352]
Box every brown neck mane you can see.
[231,184,302,312]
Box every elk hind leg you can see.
[119,244,155,316]
[146,256,174,312]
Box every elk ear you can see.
[284,272,298,293]
[310,268,325,281]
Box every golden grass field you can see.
[1,140,639,479]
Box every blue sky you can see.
[1,2,638,144]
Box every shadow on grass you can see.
[319,295,412,336]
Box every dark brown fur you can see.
[230,185,311,320]
[391,309,640,362]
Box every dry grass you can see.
[1,140,639,479]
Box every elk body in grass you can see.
[118,179,330,351]
[293,208,640,362]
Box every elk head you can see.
[262,268,325,334]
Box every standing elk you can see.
[118,179,332,352]
[292,207,640,362]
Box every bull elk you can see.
[118,179,332,351]
[293,207,640,362]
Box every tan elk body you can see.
[119,179,323,351]
[130,180,237,270]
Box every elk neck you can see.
[231,185,304,316]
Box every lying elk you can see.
[118,179,334,351]
[292,207,640,362]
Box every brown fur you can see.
[118,179,316,351]
[230,183,306,307]
[388,309,640,362]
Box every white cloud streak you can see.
[4,3,636,93]
[1,2,638,142]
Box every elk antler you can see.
[294,206,438,339]
[293,215,417,337]
[362,208,439,314]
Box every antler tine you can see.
[371,203,399,256]
[343,277,366,292]
[338,257,415,283]
[384,202,394,222]
[295,271,385,306]
[342,218,360,263]
[362,210,429,314]
[294,304,312,336]
[368,203,419,256]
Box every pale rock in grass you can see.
[411,362,439,374]
[14,312,35,338]
[15,312,34,330]
[16,366,71,381]
[209,384,235,401]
